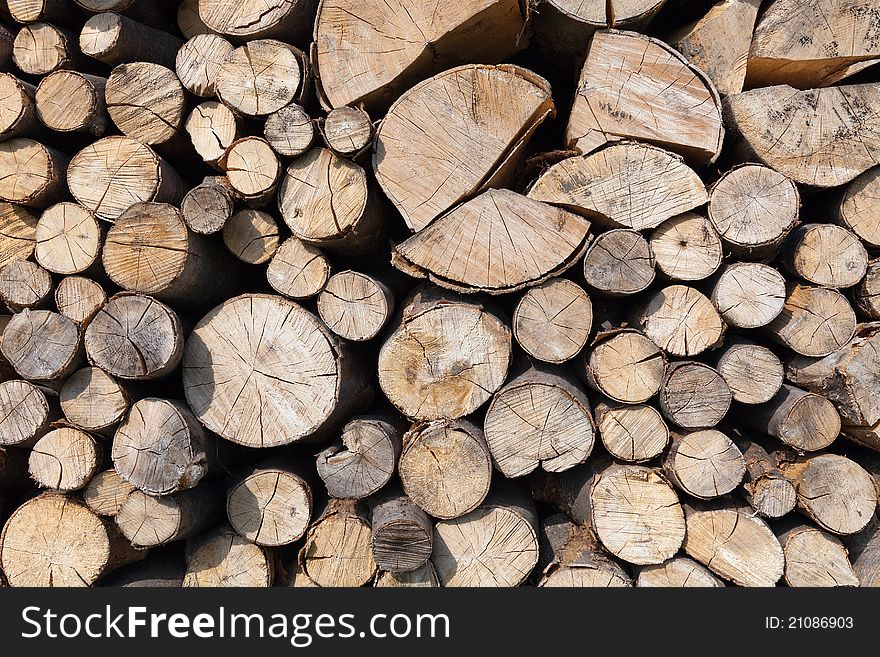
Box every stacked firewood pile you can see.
[0,0,879,588]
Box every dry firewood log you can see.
[735,437,797,519]
[669,0,760,96]
[682,499,784,587]
[778,452,877,535]
[393,189,591,295]
[746,0,880,88]
[34,202,102,276]
[298,498,376,587]
[529,143,706,232]
[713,338,784,405]
[724,84,880,188]
[566,30,723,164]
[316,415,403,500]
[184,525,273,587]
[60,366,129,433]
[68,136,184,221]
[377,286,511,421]
[0,379,56,447]
[183,293,372,447]
[432,483,539,587]
[708,164,800,259]
[0,493,142,587]
[313,0,527,110]
[0,138,68,209]
[740,384,841,452]
[513,278,592,364]
[80,12,183,68]
[581,228,656,297]
[662,429,745,499]
[226,462,312,547]
[777,519,859,588]
[0,259,52,311]
[117,483,223,548]
[112,397,213,496]
[54,276,107,325]
[537,513,632,588]
[484,361,595,478]
[84,293,184,380]
[83,469,135,517]
[374,64,554,232]
[837,166,880,248]
[266,236,330,300]
[399,419,492,520]
[594,400,670,464]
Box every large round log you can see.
[183,294,371,447]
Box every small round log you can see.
[594,400,670,463]
[12,22,85,76]
[782,223,868,289]
[708,164,799,258]
[369,489,433,573]
[590,464,686,566]
[222,209,280,265]
[484,363,595,478]
[35,71,108,136]
[659,361,731,430]
[112,397,211,496]
[317,270,394,342]
[322,106,373,157]
[68,136,184,222]
[378,287,511,421]
[513,278,592,364]
[180,176,235,235]
[316,415,403,500]
[766,283,857,358]
[0,73,38,142]
[632,285,725,357]
[105,62,186,147]
[0,138,68,208]
[29,426,101,492]
[266,236,330,299]
[432,486,538,587]
[185,101,239,167]
[35,202,102,275]
[60,366,129,432]
[184,525,273,587]
[264,102,314,158]
[117,484,223,548]
[221,136,280,204]
[85,293,183,380]
[0,202,37,268]
[216,39,304,117]
[663,430,746,499]
[399,419,492,520]
[80,12,183,68]
[1,309,81,381]
[0,260,52,311]
[226,465,312,547]
[298,499,376,587]
[714,338,784,405]
[778,521,859,587]
[650,213,722,281]
[0,379,53,446]
[83,469,135,517]
[710,262,786,329]
[736,438,797,519]
[582,329,665,404]
[175,33,233,97]
[741,384,841,452]
[55,276,106,325]
[278,147,384,253]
